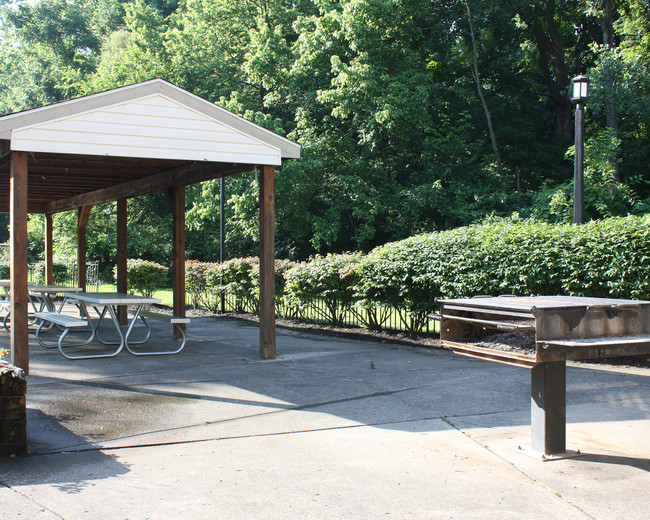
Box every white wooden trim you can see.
[0,79,300,161]
[9,93,284,165]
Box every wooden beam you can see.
[117,198,128,325]
[77,205,92,290]
[170,185,186,338]
[45,213,54,285]
[0,140,10,164]
[0,201,47,214]
[10,151,29,372]
[42,162,254,214]
[259,165,276,360]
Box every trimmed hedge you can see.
[357,215,650,323]
[114,259,168,298]
[284,253,362,326]
[184,215,650,333]
[186,258,297,313]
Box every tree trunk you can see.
[465,0,504,176]
[522,1,573,140]
[599,0,620,185]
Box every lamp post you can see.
[220,176,225,313]
[571,75,589,224]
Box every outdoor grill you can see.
[436,295,650,458]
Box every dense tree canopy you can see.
[1,0,649,276]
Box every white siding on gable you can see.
[10,94,282,165]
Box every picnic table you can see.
[34,292,188,359]
[51,292,161,359]
[0,281,80,329]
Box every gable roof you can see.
[0,79,300,165]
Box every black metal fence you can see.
[198,292,439,335]
[25,261,100,290]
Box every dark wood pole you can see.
[77,205,92,290]
[573,101,585,224]
[45,213,54,285]
[170,185,186,338]
[259,165,276,359]
[117,198,128,324]
[10,151,29,372]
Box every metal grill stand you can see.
[436,296,650,458]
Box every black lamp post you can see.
[571,75,589,224]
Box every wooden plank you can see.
[42,162,253,214]
[45,213,54,285]
[259,165,276,359]
[10,151,29,373]
[117,198,128,325]
[171,185,186,339]
[77,205,92,290]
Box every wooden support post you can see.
[259,165,276,359]
[117,198,128,325]
[10,151,29,372]
[45,213,54,285]
[77,206,92,290]
[169,185,186,338]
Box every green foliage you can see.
[185,260,220,310]
[116,259,168,298]
[529,130,644,222]
[285,252,362,326]
[30,263,70,285]
[358,215,650,311]
[185,258,296,312]
[3,0,650,268]
[212,257,260,312]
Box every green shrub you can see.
[185,260,219,310]
[213,257,260,312]
[30,262,69,285]
[114,259,168,298]
[357,234,441,332]
[357,215,650,321]
[285,253,362,326]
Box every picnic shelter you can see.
[0,79,301,373]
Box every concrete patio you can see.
[1,316,649,519]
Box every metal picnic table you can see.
[36,292,161,359]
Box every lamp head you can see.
[571,75,589,103]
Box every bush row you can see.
[0,263,70,284]
[185,215,650,332]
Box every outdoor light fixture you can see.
[571,75,589,103]
[571,75,589,224]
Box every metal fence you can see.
[196,292,439,335]
[25,261,100,291]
